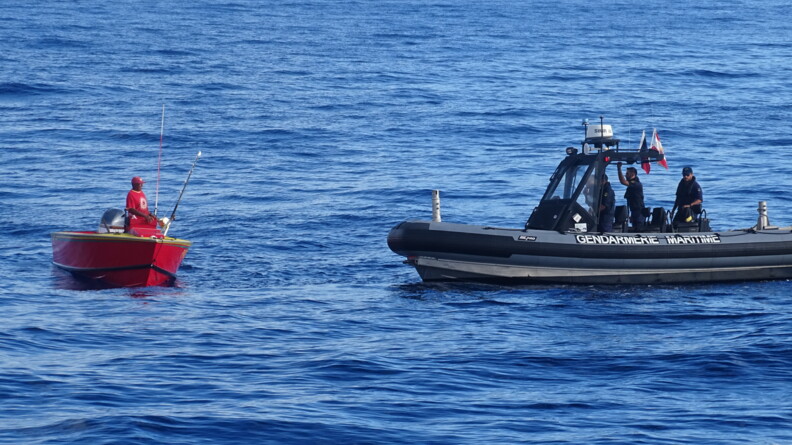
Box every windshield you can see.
[579,174,598,218]
[540,160,598,221]
[542,162,592,201]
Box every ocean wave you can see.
[0,82,68,96]
[684,69,761,79]
[4,414,427,445]
[34,36,89,49]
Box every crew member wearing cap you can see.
[616,162,645,230]
[126,176,158,228]
[672,166,703,224]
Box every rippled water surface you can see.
[2,1,792,443]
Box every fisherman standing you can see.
[126,176,158,228]
[617,162,645,230]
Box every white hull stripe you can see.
[414,257,792,279]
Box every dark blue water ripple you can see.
[3,0,792,443]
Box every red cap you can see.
[131,176,145,185]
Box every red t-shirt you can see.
[126,190,156,227]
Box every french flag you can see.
[651,128,668,170]
[639,130,651,174]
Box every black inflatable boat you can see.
[388,119,792,284]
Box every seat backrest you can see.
[641,207,667,232]
[614,205,628,223]
[651,207,666,225]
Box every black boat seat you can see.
[628,207,652,232]
[614,205,628,232]
[698,209,711,231]
[673,206,707,232]
[675,221,699,232]
[644,207,667,232]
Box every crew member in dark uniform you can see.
[672,166,703,224]
[598,174,615,232]
[617,162,645,230]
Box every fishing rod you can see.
[163,150,202,236]
[154,104,165,217]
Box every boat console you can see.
[525,118,705,233]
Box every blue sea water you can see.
[2,0,792,443]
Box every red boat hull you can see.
[51,231,192,287]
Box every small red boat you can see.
[51,209,191,287]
